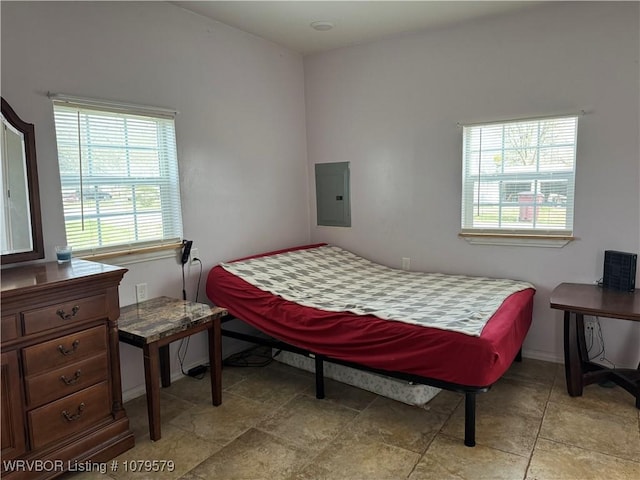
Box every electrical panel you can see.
[315,162,351,227]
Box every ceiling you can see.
[173,1,543,55]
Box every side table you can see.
[119,296,227,440]
[550,283,639,408]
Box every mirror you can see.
[1,97,44,264]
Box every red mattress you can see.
[206,244,534,388]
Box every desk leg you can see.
[563,310,583,397]
[208,319,222,406]
[143,342,162,441]
[159,345,171,388]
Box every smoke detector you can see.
[310,21,334,31]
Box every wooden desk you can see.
[119,297,227,440]
[550,283,639,408]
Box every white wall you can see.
[305,2,640,367]
[2,1,638,397]
[1,1,310,398]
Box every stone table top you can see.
[119,296,228,346]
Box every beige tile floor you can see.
[66,357,639,480]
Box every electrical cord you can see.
[587,318,604,360]
[586,324,594,353]
[587,316,616,369]
[177,337,190,375]
[593,317,616,369]
[181,262,187,301]
[177,256,206,378]
[222,345,277,367]
[192,258,203,302]
[176,338,208,379]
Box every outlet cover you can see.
[135,283,148,303]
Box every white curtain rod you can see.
[47,92,178,117]
[457,109,588,128]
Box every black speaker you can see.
[602,250,637,292]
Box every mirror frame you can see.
[1,97,44,264]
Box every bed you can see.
[206,243,535,447]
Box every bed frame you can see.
[221,315,523,447]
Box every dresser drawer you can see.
[25,353,109,408]
[28,381,111,450]
[1,314,19,341]
[22,325,107,376]
[22,294,107,335]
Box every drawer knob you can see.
[60,369,82,385]
[57,340,80,356]
[62,402,85,422]
[56,305,80,320]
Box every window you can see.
[461,116,578,239]
[53,97,183,256]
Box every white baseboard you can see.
[121,337,260,403]
[121,345,565,403]
[122,386,147,404]
[521,348,563,364]
[121,358,206,403]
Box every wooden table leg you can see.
[563,310,584,396]
[143,342,162,441]
[208,318,222,406]
[159,344,171,388]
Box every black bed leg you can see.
[314,355,325,399]
[464,392,476,447]
[515,348,523,362]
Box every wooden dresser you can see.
[1,259,134,479]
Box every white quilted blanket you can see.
[220,245,533,337]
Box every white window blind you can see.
[53,99,183,254]
[461,116,578,236]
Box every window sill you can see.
[76,242,182,266]
[459,233,575,248]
